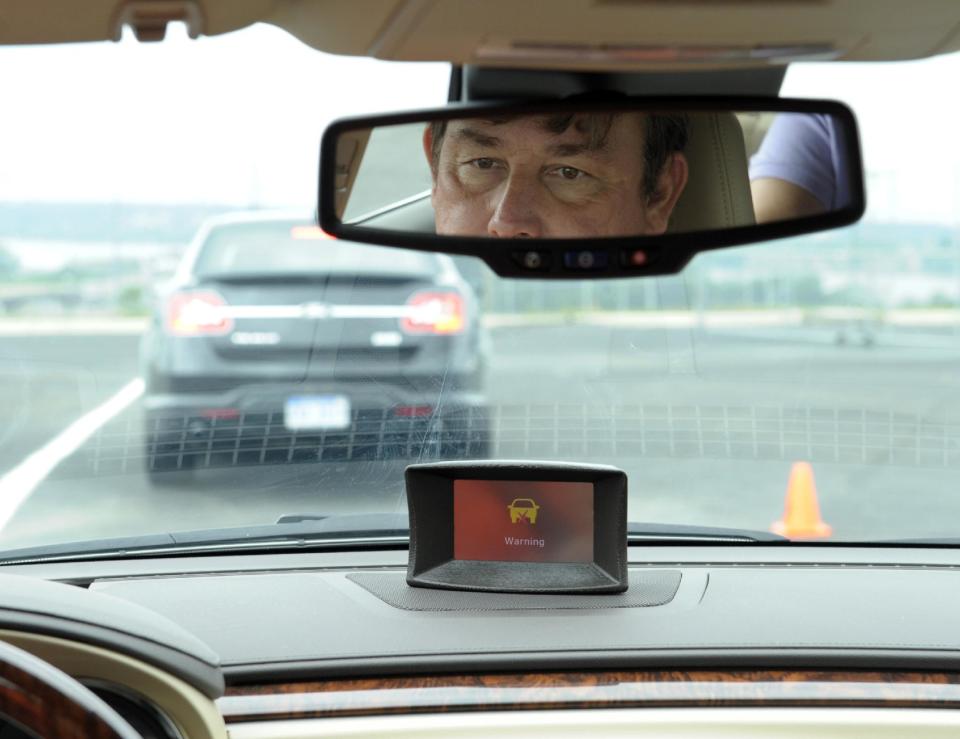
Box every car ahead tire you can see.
[145,447,198,486]
[439,409,492,460]
[144,418,199,487]
[146,462,197,487]
[453,365,487,394]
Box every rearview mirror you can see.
[319,97,864,278]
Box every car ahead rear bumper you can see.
[142,377,485,414]
[142,381,491,473]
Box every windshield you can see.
[2,23,960,555]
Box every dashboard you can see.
[4,545,960,737]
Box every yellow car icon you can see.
[507,498,540,524]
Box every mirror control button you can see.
[563,250,608,270]
[512,250,551,271]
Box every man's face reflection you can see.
[424,112,688,239]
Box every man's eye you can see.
[550,166,588,181]
[471,158,497,170]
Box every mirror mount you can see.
[458,66,787,101]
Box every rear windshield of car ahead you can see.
[192,221,439,278]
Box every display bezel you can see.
[406,461,628,594]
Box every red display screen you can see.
[453,480,594,563]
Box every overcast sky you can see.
[1,22,959,225]
[0,23,448,209]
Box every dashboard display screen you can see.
[453,480,594,563]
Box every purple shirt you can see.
[749,113,852,210]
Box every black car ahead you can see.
[140,212,489,484]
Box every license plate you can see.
[284,395,351,431]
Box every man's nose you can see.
[487,176,544,238]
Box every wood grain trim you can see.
[0,640,131,739]
[218,670,960,722]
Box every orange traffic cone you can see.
[770,461,833,539]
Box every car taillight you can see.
[394,405,434,418]
[166,291,233,336]
[401,291,465,335]
[290,225,335,240]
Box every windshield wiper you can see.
[0,516,788,565]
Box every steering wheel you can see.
[0,639,140,739]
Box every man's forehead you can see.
[448,113,641,154]
[450,115,606,137]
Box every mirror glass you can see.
[330,108,860,241]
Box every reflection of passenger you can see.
[423,112,689,238]
[750,114,851,224]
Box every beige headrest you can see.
[668,112,755,233]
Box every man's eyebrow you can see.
[453,127,502,148]
[548,142,593,157]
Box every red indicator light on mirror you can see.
[628,249,648,267]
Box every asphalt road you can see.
[5,322,960,550]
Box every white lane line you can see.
[0,377,145,532]
[0,319,147,336]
